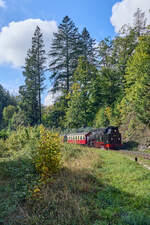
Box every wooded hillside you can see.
[1,9,150,148]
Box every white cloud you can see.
[110,0,150,33]
[44,91,62,106]
[0,19,57,67]
[0,0,6,8]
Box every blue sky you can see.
[0,0,150,105]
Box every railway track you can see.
[118,150,150,160]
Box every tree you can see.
[2,105,16,125]
[133,8,147,37]
[65,57,97,128]
[42,97,66,129]
[0,84,16,128]
[120,36,150,127]
[19,26,46,125]
[98,37,124,105]
[80,27,97,64]
[49,16,80,95]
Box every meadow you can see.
[0,129,150,225]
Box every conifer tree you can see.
[49,16,80,95]
[133,8,147,37]
[80,27,97,64]
[19,26,46,125]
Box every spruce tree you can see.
[32,26,46,123]
[49,16,80,95]
[19,26,46,125]
[133,8,147,37]
[80,27,97,64]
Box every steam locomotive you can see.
[64,126,122,149]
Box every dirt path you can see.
[138,161,150,170]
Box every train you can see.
[63,126,122,149]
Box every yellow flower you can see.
[34,188,40,193]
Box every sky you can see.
[0,0,150,105]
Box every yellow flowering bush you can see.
[34,125,62,180]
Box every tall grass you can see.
[1,135,150,225]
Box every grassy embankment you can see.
[0,142,150,225]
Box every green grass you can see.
[0,151,40,224]
[1,143,150,225]
[90,150,150,225]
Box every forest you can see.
[0,8,150,145]
[1,8,150,224]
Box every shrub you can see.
[34,125,62,180]
[0,129,8,140]
[6,126,40,150]
[0,139,8,157]
[120,212,150,225]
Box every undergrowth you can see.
[0,136,150,225]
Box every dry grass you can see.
[15,145,102,225]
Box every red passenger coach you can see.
[67,132,91,145]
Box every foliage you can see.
[34,125,62,180]
[65,57,98,128]
[0,126,40,158]
[9,108,29,129]
[2,105,16,127]
[2,105,16,121]
[49,16,80,95]
[80,27,97,64]
[19,26,46,125]
[42,97,66,128]
[0,126,41,224]
[0,84,16,127]
[93,107,109,128]
[1,143,150,224]
[0,129,8,140]
[120,36,150,127]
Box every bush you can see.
[34,125,62,180]
[0,139,8,157]
[120,212,150,225]
[0,129,8,140]
[1,126,40,155]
